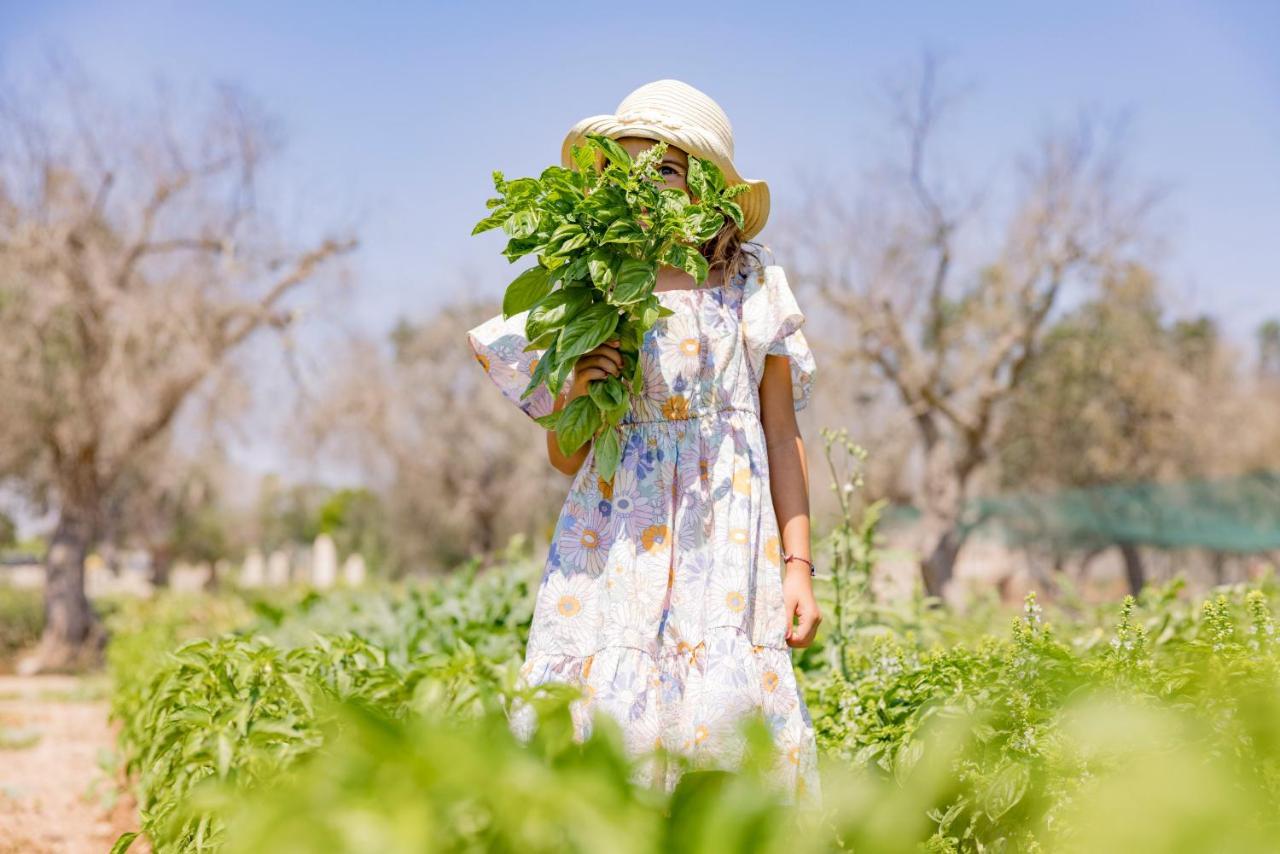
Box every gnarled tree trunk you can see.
[916,413,976,600]
[1119,542,1145,595]
[24,504,104,673]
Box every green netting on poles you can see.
[962,471,1280,552]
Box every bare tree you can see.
[0,61,355,670]
[781,49,1165,598]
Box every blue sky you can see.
[3,0,1277,344]
[0,1,1277,506]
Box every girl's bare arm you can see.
[546,338,624,477]
[759,353,823,647]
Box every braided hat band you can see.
[560,79,771,241]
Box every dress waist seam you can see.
[620,406,757,425]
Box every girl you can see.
[466,79,822,807]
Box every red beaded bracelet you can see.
[782,552,816,576]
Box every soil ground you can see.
[0,675,145,854]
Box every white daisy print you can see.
[607,464,661,541]
[538,570,599,652]
[557,503,615,577]
[604,600,658,653]
[707,572,751,628]
[656,314,704,378]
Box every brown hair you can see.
[699,217,768,288]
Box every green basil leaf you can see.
[523,329,558,350]
[701,157,727,192]
[548,229,592,257]
[570,142,600,176]
[604,401,629,427]
[612,258,657,305]
[687,158,708,199]
[501,235,541,262]
[588,249,617,288]
[666,244,708,283]
[533,410,562,430]
[555,395,601,456]
[983,762,1030,821]
[504,178,540,204]
[690,252,710,284]
[561,254,590,283]
[721,200,744,230]
[588,375,627,411]
[539,165,576,189]
[527,286,592,341]
[542,222,581,255]
[582,184,627,221]
[566,232,594,252]
[502,265,553,318]
[547,221,583,242]
[593,425,621,480]
[548,346,576,396]
[619,321,643,352]
[638,301,661,329]
[503,209,539,239]
[601,218,646,244]
[660,187,688,217]
[109,832,140,854]
[688,210,726,242]
[557,301,620,362]
[610,387,632,415]
[587,133,632,168]
[662,242,685,263]
[471,212,506,236]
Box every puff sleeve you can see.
[741,264,817,412]
[465,309,556,422]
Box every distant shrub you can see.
[0,584,43,666]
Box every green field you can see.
[104,552,1280,854]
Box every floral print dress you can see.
[465,262,821,806]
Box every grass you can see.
[0,726,41,750]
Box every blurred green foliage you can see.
[0,510,16,549]
[106,545,1280,852]
[0,584,43,664]
[253,477,391,573]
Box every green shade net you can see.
[882,472,1280,553]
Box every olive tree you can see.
[781,50,1165,598]
[0,63,355,670]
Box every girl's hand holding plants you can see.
[567,337,623,402]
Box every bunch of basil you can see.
[471,133,749,481]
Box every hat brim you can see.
[561,114,770,241]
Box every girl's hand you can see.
[783,566,822,648]
[568,338,622,400]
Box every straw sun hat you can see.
[559,79,770,241]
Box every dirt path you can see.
[0,675,142,854]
